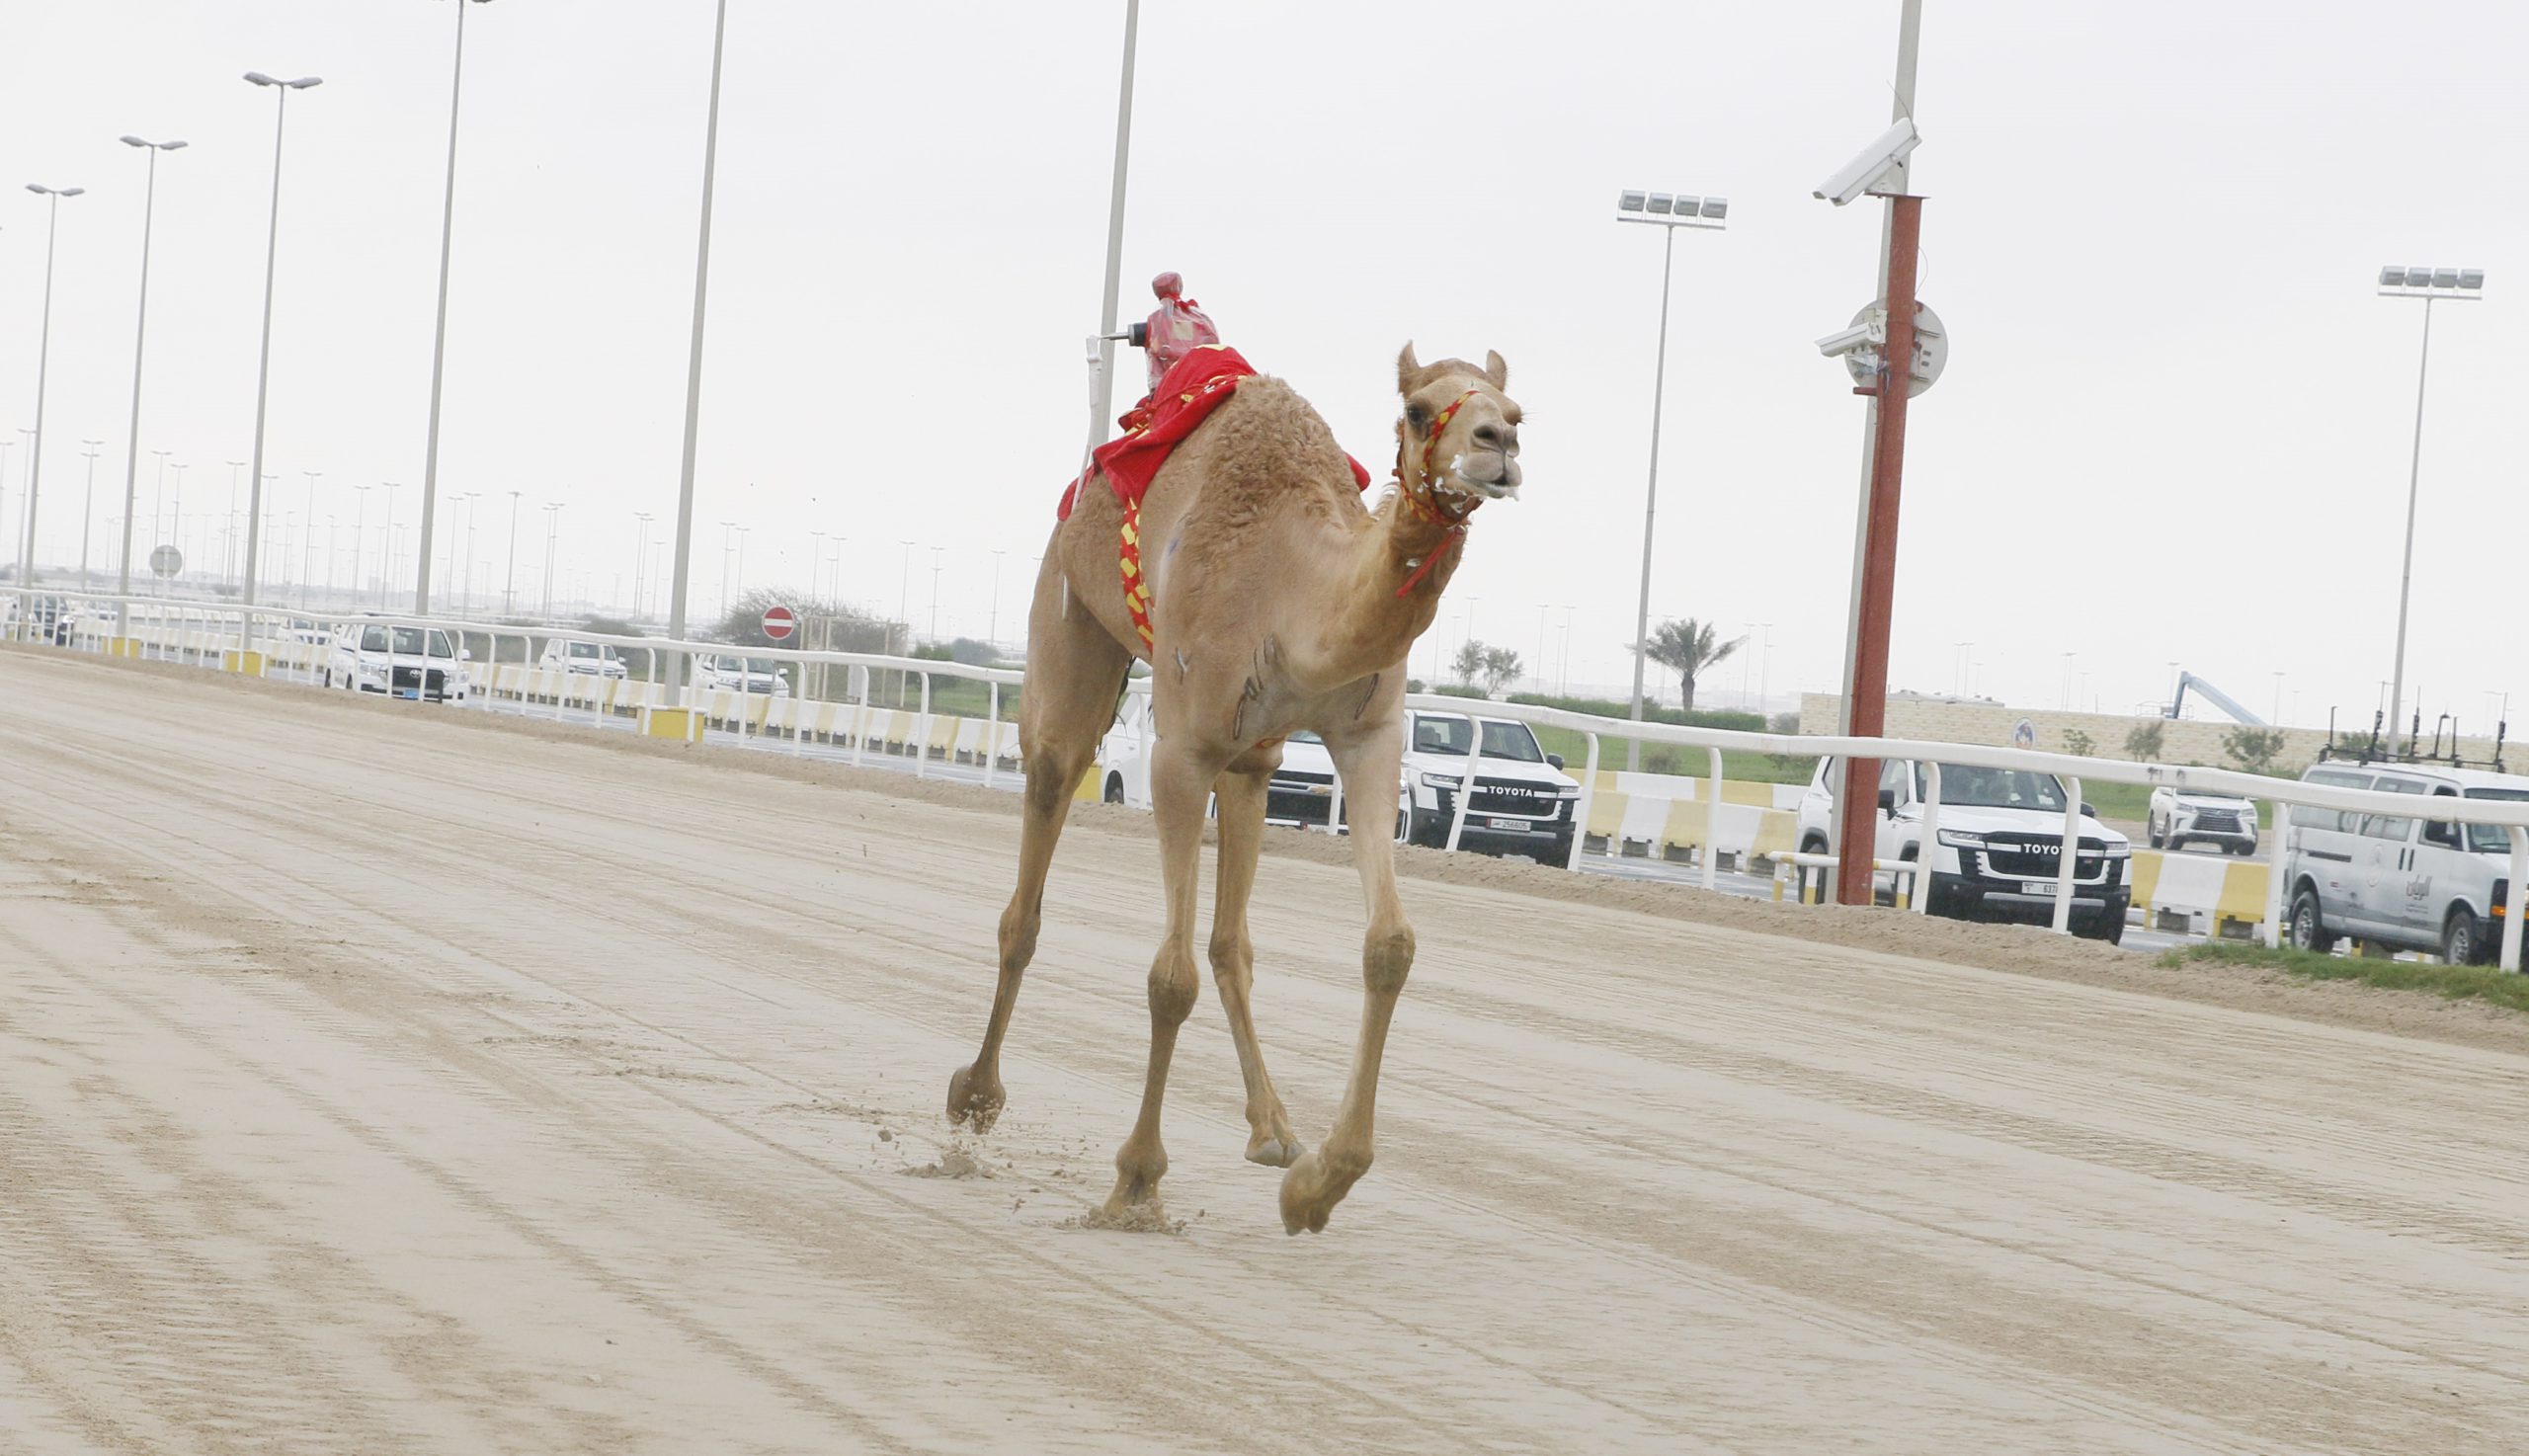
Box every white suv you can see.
[1097,702,1349,830]
[540,638,629,680]
[1795,757,2133,941]
[1396,707,1580,860]
[325,620,471,703]
[1097,700,1581,860]
[693,652,789,697]
[2148,785,2259,854]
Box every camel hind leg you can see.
[1208,748,1302,1167]
[947,558,1132,1131]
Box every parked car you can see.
[1097,702,1580,862]
[1395,708,1580,861]
[1795,757,2133,941]
[1098,697,1346,823]
[324,620,472,703]
[2149,785,2259,854]
[2279,762,2525,965]
[5,593,72,645]
[693,652,789,697]
[1100,691,1158,808]
[540,638,629,680]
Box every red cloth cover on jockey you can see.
[1056,345,1373,521]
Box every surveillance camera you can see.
[1814,318,1882,358]
[1813,118,1920,206]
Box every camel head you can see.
[1394,344,1522,509]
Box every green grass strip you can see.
[2160,939,2529,1015]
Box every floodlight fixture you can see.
[2376,263,2486,299]
[1614,184,1728,231]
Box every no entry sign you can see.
[762,605,796,642]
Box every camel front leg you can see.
[1280,722,1412,1235]
[1103,736,1216,1217]
[1210,751,1302,1168]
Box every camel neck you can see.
[1292,495,1469,689]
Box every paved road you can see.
[7,646,2528,1453]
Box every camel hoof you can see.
[1246,1135,1303,1169]
[1278,1150,1347,1236]
[945,1063,1005,1132]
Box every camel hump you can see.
[1188,376,1357,510]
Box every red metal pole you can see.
[1835,195,1922,906]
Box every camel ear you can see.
[1396,343,1423,394]
[1485,350,1509,389]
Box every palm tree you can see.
[1634,617,1745,712]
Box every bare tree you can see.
[1633,617,1745,712]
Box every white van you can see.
[2279,762,2524,964]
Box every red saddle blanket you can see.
[1057,345,1371,521]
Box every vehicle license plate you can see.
[397,688,421,700]
[1488,817,1525,831]
[2021,880,2056,895]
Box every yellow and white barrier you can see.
[2130,849,2268,934]
[1580,770,1803,868]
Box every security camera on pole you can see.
[1815,0,1943,909]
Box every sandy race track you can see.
[2,646,2526,1454]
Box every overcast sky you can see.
[4,1,2524,736]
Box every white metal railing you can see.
[10,584,2525,971]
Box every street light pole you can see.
[1084,0,1142,463]
[664,0,732,700]
[540,501,561,616]
[378,482,400,606]
[77,441,103,590]
[896,538,915,652]
[415,0,490,616]
[299,470,321,605]
[1822,0,1924,908]
[988,547,1007,647]
[631,511,652,619]
[240,72,321,624]
[20,184,85,596]
[718,520,737,619]
[502,488,522,615]
[2376,264,2485,756]
[350,483,372,602]
[1612,186,1727,769]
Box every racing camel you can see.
[947,339,1522,1234]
